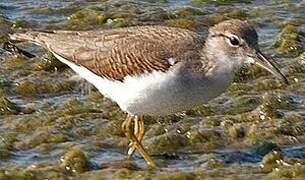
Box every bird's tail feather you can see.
[9,31,43,45]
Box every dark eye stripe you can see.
[211,33,241,47]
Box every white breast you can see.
[52,52,233,116]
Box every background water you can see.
[0,0,304,179]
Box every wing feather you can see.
[10,26,204,81]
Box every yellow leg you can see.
[128,116,139,149]
[128,115,145,156]
[122,115,156,167]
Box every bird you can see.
[9,19,288,167]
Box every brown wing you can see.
[10,26,204,81]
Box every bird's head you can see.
[204,19,288,84]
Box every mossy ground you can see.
[0,0,304,179]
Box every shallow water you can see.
[0,0,305,179]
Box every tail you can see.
[2,41,36,58]
[9,31,43,45]
[4,31,43,58]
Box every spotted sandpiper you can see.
[9,19,288,167]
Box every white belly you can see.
[53,53,233,116]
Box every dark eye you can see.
[227,35,240,47]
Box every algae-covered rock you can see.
[0,96,19,115]
[146,133,188,154]
[255,78,285,91]
[0,16,12,44]
[276,114,305,137]
[272,163,305,179]
[215,95,260,115]
[285,53,305,75]
[274,24,304,57]
[3,55,27,70]
[174,7,204,18]
[260,150,283,172]
[188,129,223,151]
[60,148,88,173]
[191,0,251,5]
[65,9,107,30]
[165,18,199,31]
[100,160,139,170]
[154,171,196,180]
[35,53,67,72]
[0,169,37,180]
[226,9,248,20]
[16,78,76,97]
[26,131,68,149]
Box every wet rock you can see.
[253,142,280,156]
[258,94,286,120]
[2,55,27,70]
[255,78,285,91]
[0,96,19,115]
[272,163,305,178]
[29,5,81,16]
[285,52,305,75]
[214,95,261,115]
[60,148,88,173]
[146,132,188,154]
[65,9,107,30]
[260,150,283,173]
[234,64,271,83]
[227,82,254,96]
[34,53,68,72]
[16,78,76,97]
[192,0,251,5]
[154,171,196,180]
[185,105,214,117]
[276,114,305,137]
[207,158,223,169]
[188,129,223,152]
[139,8,173,22]
[274,24,304,57]
[13,19,38,29]
[100,160,139,170]
[226,9,248,20]
[0,146,10,159]
[0,16,12,44]
[174,7,205,18]
[104,18,128,28]
[165,18,200,31]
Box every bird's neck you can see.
[201,47,241,78]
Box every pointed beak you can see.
[248,50,289,84]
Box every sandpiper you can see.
[9,19,288,167]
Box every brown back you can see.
[12,26,205,81]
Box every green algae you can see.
[35,53,68,72]
[60,148,88,174]
[260,150,283,172]
[13,19,37,29]
[0,96,19,115]
[65,9,107,30]
[274,24,304,57]
[226,9,248,20]
[174,7,204,18]
[16,78,76,97]
[154,171,196,180]
[29,5,81,16]
[2,55,27,70]
[255,78,285,91]
[0,16,11,44]
[192,0,251,6]
[165,18,200,31]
